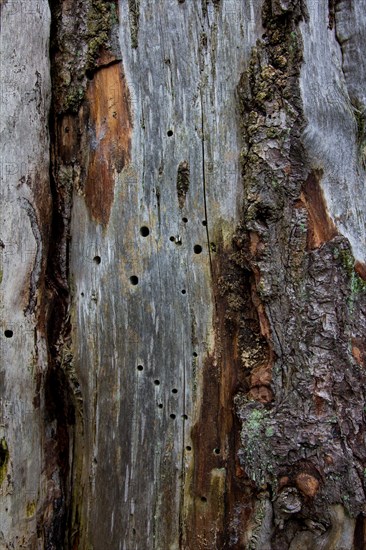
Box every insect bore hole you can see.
[140,226,150,237]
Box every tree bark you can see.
[1,0,366,548]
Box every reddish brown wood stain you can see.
[352,337,366,368]
[249,266,274,404]
[300,170,338,249]
[84,62,132,226]
[295,472,319,497]
[355,260,366,281]
[186,246,271,548]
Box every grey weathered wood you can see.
[300,0,366,261]
[1,0,366,548]
[0,0,51,547]
[69,2,261,547]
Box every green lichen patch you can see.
[236,402,274,486]
[334,245,366,305]
[26,500,36,518]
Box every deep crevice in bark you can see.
[43,0,126,545]
[41,0,86,546]
[42,55,76,550]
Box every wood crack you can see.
[19,198,43,316]
[199,85,217,313]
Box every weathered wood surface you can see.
[0,0,51,547]
[1,0,366,549]
[66,2,262,548]
[300,0,366,262]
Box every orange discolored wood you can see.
[278,476,290,489]
[248,386,274,403]
[355,260,366,281]
[352,337,366,368]
[250,363,272,387]
[249,231,260,256]
[84,62,132,226]
[300,170,338,249]
[295,473,320,498]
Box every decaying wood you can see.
[1,0,366,548]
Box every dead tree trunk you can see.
[1,0,366,548]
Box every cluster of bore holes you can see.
[169,220,207,254]
[137,366,189,420]
[166,412,188,420]
[155,408,188,420]
[169,237,202,256]
[128,226,151,285]
[95,219,207,285]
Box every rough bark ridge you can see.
[232,1,366,548]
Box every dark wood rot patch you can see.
[300,169,338,249]
[176,160,190,209]
[84,62,132,226]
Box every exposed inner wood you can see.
[300,169,338,250]
[84,62,132,226]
